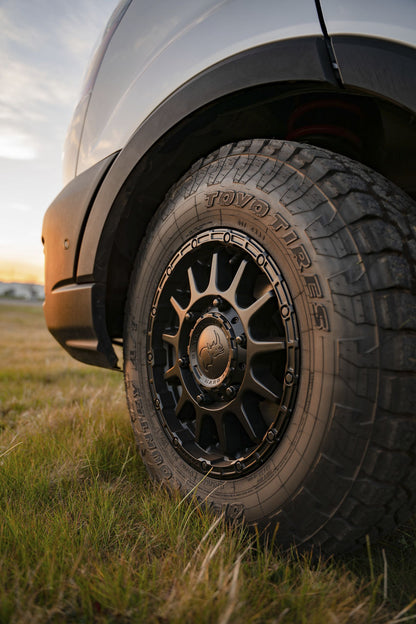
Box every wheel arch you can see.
[74,37,416,341]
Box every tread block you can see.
[367,255,412,290]
[337,192,384,222]
[375,291,416,330]
[380,332,416,371]
[350,220,403,253]
[379,374,416,413]
[363,448,412,483]
[333,292,374,325]
[352,479,396,506]
[372,417,416,452]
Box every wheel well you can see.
[105,81,416,338]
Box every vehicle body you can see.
[43,0,416,552]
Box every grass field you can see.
[1,302,415,623]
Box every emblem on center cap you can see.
[189,315,233,388]
[198,327,227,377]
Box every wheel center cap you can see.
[197,325,229,379]
[189,314,233,388]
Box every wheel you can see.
[124,139,416,553]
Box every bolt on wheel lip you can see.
[147,227,300,479]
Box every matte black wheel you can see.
[124,139,416,553]
[147,229,299,478]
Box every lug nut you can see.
[235,461,244,472]
[196,393,213,405]
[178,355,189,368]
[212,296,228,311]
[185,311,195,322]
[236,333,246,347]
[225,385,237,399]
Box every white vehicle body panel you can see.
[320,0,416,48]
[74,0,322,179]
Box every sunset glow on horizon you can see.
[0,0,118,287]
[0,258,44,286]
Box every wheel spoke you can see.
[194,407,206,445]
[164,362,181,382]
[175,390,190,417]
[214,418,228,455]
[187,266,199,301]
[241,289,273,323]
[224,259,248,303]
[170,295,185,322]
[194,411,202,444]
[232,402,261,443]
[247,371,280,403]
[162,332,178,348]
[247,336,286,356]
[207,252,219,291]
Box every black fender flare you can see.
[333,35,416,114]
[76,35,336,281]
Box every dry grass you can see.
[0,301,415,623]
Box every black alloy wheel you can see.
[147,229,300,478]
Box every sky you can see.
[0,0,119,284]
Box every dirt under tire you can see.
[124,139,416,553]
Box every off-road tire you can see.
[124,139,416,553]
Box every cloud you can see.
[0,48,80,163]
[0,61,67,162]
[0,6,43,51]
[0,130,37,161]
[1,57,77,110]
[0,0,118,163]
